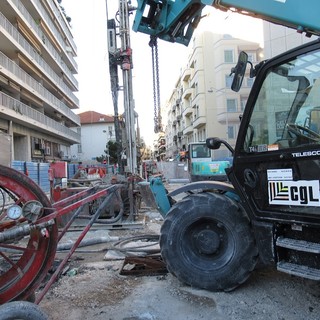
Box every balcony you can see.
[32,0,78,69]
[2,4,78,90]
[0,51,80,126]
[193,116,206,129]
[183,125,193,135]
[177,131,183,138]
[46,0,77,50]
[183,106,193,116]
[182,68,192,82]
[217,111,242,124]
[0,92,80,143]
[182,88,193,100]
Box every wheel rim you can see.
[0,165,57,303]
[184,217,235,269]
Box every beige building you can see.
[0,0,80,165]
[164,31,262,160]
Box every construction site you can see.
[2,1,320,319]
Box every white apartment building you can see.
[71,111,116,163]
[0,0,80,165]
[165,31,262,160]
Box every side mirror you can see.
[206,137,235,156]
[231,51,248,92]
[206,137,222,150]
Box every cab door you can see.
[231,42,320,225]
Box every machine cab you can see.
[231,40,320,225]
[188,142,211,160]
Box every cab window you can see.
[243,50,320,153]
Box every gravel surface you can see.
[38,184,320,320]
[39,224,320,320]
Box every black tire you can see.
[160,192,258,291]
[0,301,48,320]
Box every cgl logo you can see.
[269,180,320,206]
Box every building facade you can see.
[263,21,316,59]
[71,111,116,163]
[0,0,80,165]
[164,32,262,160]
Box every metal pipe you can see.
[35,187,120,304]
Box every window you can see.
[191,144,211,158]
[240,96,248,111]
[247,52,256,63]
[242,49,320,153]
[224,50,234,63]
[193,105,199,118]
[225,74,234,88]
[228,126,235,139]
[247,77,254,88]
[108,125,113,138]
[227,99,237,112]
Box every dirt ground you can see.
[39,185,320,320]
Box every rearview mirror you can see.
[231,51,248,92]
[206,137,222,150]
[206,137,235,156]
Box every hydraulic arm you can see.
[133,0,320,45]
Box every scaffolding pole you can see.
[118,0,137,174]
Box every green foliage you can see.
[96,141,119,164]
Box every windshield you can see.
[243,49,320,153]
[190,143,211,159]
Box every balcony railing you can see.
[0,92,80,143]
[0,51,80,126]
[0,6,79,105]
[45,0,77,52]
[32,0,78,68]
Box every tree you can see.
[105,141,118,164]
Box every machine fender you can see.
[168,180,235,197]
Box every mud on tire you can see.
[160,192,258,291]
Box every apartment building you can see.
[164,31,262,160]
[0,0,80,165]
